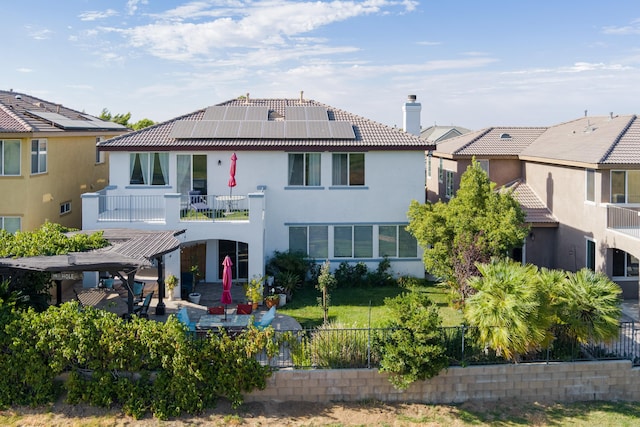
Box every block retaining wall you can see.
[245,360,640,404]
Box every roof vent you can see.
[299,90,304,103]
[14,95,22,100]
[500,133,511,139]
[407,94,417,103]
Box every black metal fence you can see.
[254,321,640,369]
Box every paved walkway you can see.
[65,280,302,331]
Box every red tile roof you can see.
[98,97,434,152]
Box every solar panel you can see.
[27,110,126,130]
[304,107,329,120]
[191,121,219,138]
[215,121,241,137]
[203,106,226,120]
[224,106,248,120]
[245,106,270,120]
[329,122,356,139]
[285,121,308,138]
[262,121,285,138]
[285,106,307,121]
[169,121,197,138]
[238,121,264,138]
[307,121,331,138]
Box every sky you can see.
[4,0,640,130]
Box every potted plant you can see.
[245,275,264,309]
[265,294,279,308]
[165,274,179,300]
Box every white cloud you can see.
[127,0,149,15]
[26,26,53,40]
[78,10,118,21]
[16,68,33,73]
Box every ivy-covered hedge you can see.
[0,302,277,419]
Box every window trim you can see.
[0,139,21,176]
[288,153,321,186]
[129,152,169,186]
[586,238,596,271]
[60,201,71,216]
[445,170,454,198]
[31,138,47,175]
[332,152,365,186]
[0,216,21,233]
[95,137,105,164]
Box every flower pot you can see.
[278,293,287,307]
[266,298,278,308]
[188,292,201,304]
[252,301,259,310]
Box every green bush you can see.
[333,257,395,288]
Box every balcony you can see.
[82,190,263,231]
[607,205,640,239]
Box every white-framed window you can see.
[334,225,373,258]
[0,139,20,176]
[586,238,596,271]
[0,217,20,233]
[612,249,639,278]
[288,153,321,186]
[289,225,328,258]
[95,137,105,164]
[445,170,455,198]
[129,152,169,185]
[477,159,489,175]
[585,168,595,202]
[438,158,443,183]
[31,139,47,174]
[379,225,418,258]
[427,152,432,179]
[60,201,71,215]
[611,170,640,203]
[332,153,365,186]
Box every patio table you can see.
[196,314,252,330]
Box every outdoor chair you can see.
[132,291,153,318]
[236,303,253,314]
[254,306,276,330]
[208,305,225,315]
[188,190,209,212]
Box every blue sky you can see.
[4,0,640,130]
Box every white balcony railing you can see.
[607,205,640,239]
[93,193,249,223]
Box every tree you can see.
[407,159,529,301]
[555,268,621,343]
[316,260,336,324]
[98,108,155,130]
[464,258,554,361]
[375,289,448,389]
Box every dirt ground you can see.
[0,398,559,426]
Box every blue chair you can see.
[254,306,276,330]
[133,292,153,318]
[175,307,196,332]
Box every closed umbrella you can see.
[221,255,233,320]
[227,153,237,212]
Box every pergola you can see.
[0,228,185,315]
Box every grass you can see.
[278,281,464,328]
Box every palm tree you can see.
[555,268,621,343]
[464,258,551,361]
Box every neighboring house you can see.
[430,114,640,299]
[82,94,433,296]
[420,125,471,143]
[0,90,128,232]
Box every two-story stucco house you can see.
[429,113,640,299]
[0,90,128,232]
[82,94,433,297]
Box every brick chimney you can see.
[402,94,421,136]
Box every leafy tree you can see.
[316,260,336,323]
[554,268,621,343]
[407,159,528,301]
[464,258,554,361]
[375,289,448,389]
[99,108,155,130]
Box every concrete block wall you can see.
[245,361,640,404]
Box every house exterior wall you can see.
[1,133,112,231]
[88,148,427,282]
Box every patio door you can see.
[218,240,248,281]
[177,154,207,195]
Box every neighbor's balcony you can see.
[607,205,640,239]
[82,190,262,230]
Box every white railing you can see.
[98,195,165,222]
[607,205,640,239]
[95,194,249,223]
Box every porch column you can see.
[155,256,166,315]
[81,192,100,230]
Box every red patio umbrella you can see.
[221,255,233,320]
[227,153,237,212]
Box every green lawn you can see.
[278,281,464,328]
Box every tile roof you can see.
[435,127,547,157]
[420,125,471,143]
[501,180,558,225]
[0,90,127,133]
[98,97,434,151]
